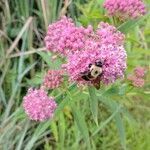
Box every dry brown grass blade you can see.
[0,30,20,52]
[41,0,48,30]
[0,17,33,68]
[8,47,46,58]
[60,0,72,17]
[4,0,11,22]
[6,17,33,56]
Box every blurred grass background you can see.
[0,0,150,149]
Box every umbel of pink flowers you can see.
[45,17,127,85]
[23,0,147,122]
[23,16,127,121]
[23,88,57,121]
[103,0,146,19]
[128,66,145,87]
[43,70,63,89]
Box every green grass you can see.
[0,0,150,149]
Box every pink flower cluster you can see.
[128,66,145,87]
[23,16,128,121]
[65,44,127,85]
[96,22,125,46]
[134,66,145,78]
[64,48,102,84]
[46,17,127,85]
[44,16,93,55]
[23,88,57,121]
[44,17,126,56]
[132,78,145,88]
[43,70,63,89]
[103,0,146,19]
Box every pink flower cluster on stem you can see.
[134,66,145,78]
[43,70,63,89]
[103,0,146,19]
[64,44,126,85]
[128,66,145,87]
[23,16,129,120]
[23,88,57,121]
[45,17,126,56]
[62,20,127,85]
[96,22,125,46]
[44,16,93,56]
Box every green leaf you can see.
[0,87,6,106]
[16,120,29,150]
[92,105,122,136]
[71,106,91,150]
[18,62,37,82]
[37,51,63,69]
[24,121,51,150]
[114,112,126,150]
[96,91,127,150]
[88,87,98,125]
[55,97,70,116]
[26,72,44,86]
[37,51,52,67]
[58,113,66,148]
[118,13,150,33]
[50,121,58,142]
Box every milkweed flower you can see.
[127,66,145,87]
[103,0,146,19]
[128,75,145,87]
[44,16,93,56]
[100,44,127,84]
[132,77,145,87]
[63,46,101,84]
[43,70,63,89]
[134,66,145,78]
[23,88,57,121]
[44,16,125,56]
[96,22,125,46]
[64,44,127,85]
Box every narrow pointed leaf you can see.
[88,87,98,125]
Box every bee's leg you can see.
[88,63,92,68]
[81,75,90,81]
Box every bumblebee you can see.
[80,60,103,89]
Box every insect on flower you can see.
[80,60,103,89]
